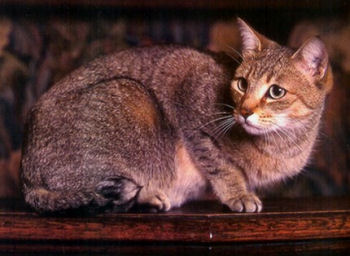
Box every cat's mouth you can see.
[237,115,265,135]
[241,123,265,135]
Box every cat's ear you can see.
[237,18,277,57]
[292,37,329,80]
[292,37,332,93]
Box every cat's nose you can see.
[240,108,253,119]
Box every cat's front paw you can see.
[225,193,262,213]
[137,188,171,212]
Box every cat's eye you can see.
[267,84,286,99]
[237,77,248,92]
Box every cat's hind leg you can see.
[96,177,172,212]
[91,78,176,212]
[95,176,141,212]
[24,187,93,213]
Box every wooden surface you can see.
[1,197,350,242]
[0,197,350,255]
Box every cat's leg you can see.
[23,187,93,213]
[185,131,262,212]
[205,163,262,212]
[195,130,263,212]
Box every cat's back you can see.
[32,45,233,134]
[21,45,228,169]
[40,45,216,101]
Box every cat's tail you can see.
[24,188,92,213]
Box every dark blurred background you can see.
[0,0,349,199]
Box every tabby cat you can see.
[21,18,332,213]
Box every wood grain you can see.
[0,197,349,243]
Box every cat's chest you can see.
[241,142,312,189]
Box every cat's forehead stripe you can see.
[265,72,274,84]
[244,65,254,79]
[244,50,292,88]
[250,61,276,81]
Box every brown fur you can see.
[21,19,332,213]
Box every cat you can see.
[21,18,333,213]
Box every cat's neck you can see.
[251,111,322,158]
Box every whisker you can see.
[196,115,233,130]
[269,129,278,148]
[263,129,270,148]
[212,118,235,139]
[269,122,304,152]
[211,118,233,135]
[221,120,235,137]
[224,44,244,60]
[214,103,235,110]
[210,111,232,116]
[278,128,303,152]
[226,52,241,65]
[216,123,234,140]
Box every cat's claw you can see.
[226,193,262,213]
[137,188,171,212]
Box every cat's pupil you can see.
[237,77,248,92]
[268,84,286,99]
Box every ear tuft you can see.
[237,18,278,57]
[292,37,328,79]
[237,18,261,53]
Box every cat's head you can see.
[231,18,333,136]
